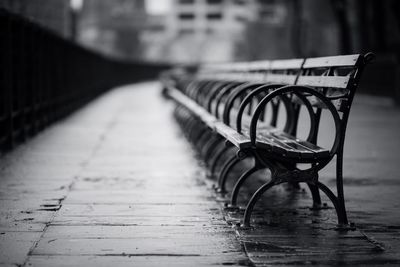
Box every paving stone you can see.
[56,204,222,218]
[63,191,214,205]
[50,216,226,227]
[0,232,41,265]
[42,225,233,239]
[33,236,242,256]
[0,222,46,232]
[26,255,250,267]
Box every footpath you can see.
[0,82,399,266]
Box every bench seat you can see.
[167,86,217,129]
[168,86,330,162]
[254,130,330,161]
[216,123,330,162]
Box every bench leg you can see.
[335,153,349,225]
[315,181,348,226]
[216,154,241,194]
[307,183,322,208]
[209,145,231,178]
[202,135,223,160]
[242,179,347,228]
[188,121,206,142]
[179,111,202,140]
[195,130,213,150]
[243,180,276,228]
[182,116,197,139]
[188,124,208,146]
[230,165,260,207]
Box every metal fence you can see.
[0,8,170,152]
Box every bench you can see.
[161,53,374,228]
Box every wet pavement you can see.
[1,82,400,266]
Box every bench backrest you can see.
[169,53,373,155]
[195,53,371,118]
[199,54,366,94]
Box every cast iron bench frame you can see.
[162,53,373,228]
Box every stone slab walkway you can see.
[1,82,400,266]
[0,83,249,267]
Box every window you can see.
[206,13,223,20]
[206,28,214,34]
[179,28,195,34]
[207,0,222,5]
[178,13,195,20]
[258,0,275,5]
[259,9,274,18]
[234,0,246,5]
[235,15,247,22]
[179,0,194,4]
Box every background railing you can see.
[0,9,170,152]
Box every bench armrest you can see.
[222,82,264,126]
[235,83,285,133]
[249,85,342,157]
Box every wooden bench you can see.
[161,53,374,228]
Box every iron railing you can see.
[0,9,169,151]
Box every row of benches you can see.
[161,53,373,228]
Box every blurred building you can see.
[79,0,147,60]
[1,0,399,101]
[142,0,287,63]
[0,0,72,37]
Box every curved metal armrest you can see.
[213,82,245,119]
[249,85,342,157]
[222,82,263,126]
[205,81,234,112]
[184,79,200,96]
[236,83,285,133]
[196,80,219,107]
[188,80,209,101]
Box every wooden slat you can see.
[265,74,297,84]
[214,122,252,149]
[232,62,253,72]
[241,73,268,82]
[272,133,323,159]
[278,132,329,155]
[203,73,268,83]
[303,54,361,68]
[198,73,233,81]
[240,126,314,159]
[248,60,271,71]
[291,94,348,111]
[200,63,232,71]
[252,132,301,158]
[296,75,351,89]
[269,133,314,157]
[270,59,304,70]
[240,125,329,160]
[166,87,217,129]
